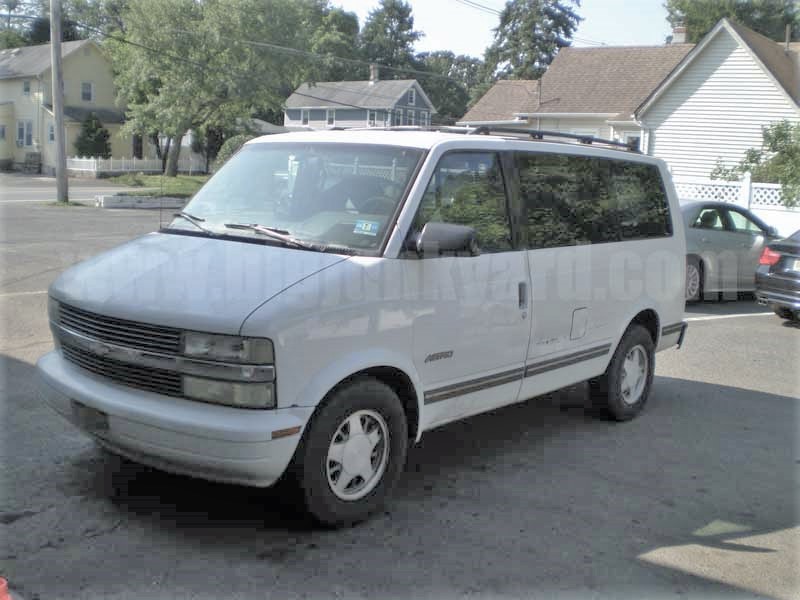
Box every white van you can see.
[38,129,687,526]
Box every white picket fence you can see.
[66,156,205,175]
[674,173,800,236]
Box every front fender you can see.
[290,347,426,443]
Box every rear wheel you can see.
[287,377,408,527]
[774,307,794,320]
[686,258,703,303]
[589,324,655,421]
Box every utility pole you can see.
[50,0,68,203]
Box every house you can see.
[284,65,436,130]
[0,39,143,174]
[459,19,800,179]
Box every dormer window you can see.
[408,88,415,105]
[22,80,30,96]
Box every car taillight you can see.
[759,247,781,266]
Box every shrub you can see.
[212,134,255,172]
[74,113,111,158]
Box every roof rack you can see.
[468,126,640,152]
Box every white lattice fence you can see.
[673,178,741,203]
[67,156,205,174]
[751,183,784,207]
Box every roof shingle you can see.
[460,80,539,122]
[0,40,89,80]
[285,79,428,110]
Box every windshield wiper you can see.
[173,211,215,235]
[223,223,317,250]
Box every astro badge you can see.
[353,220,380,236]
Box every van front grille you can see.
[58,303,182,355]
[62,343,183,397]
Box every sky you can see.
[334,0,674,58]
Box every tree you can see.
[360,0,423,73]
[485,0,581,80]
[307,7,362,81]
[25,15,82,43]
[710,120,800,207]
[416,51,483,122]
[109,0,316,176]
[74,113,111,158]
[665,0,799,43]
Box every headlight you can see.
[183,376,275,409]
[183,332,274,364]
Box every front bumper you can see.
[37,351,313,487]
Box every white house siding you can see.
[537,117,613,140]
[641,29,799,178]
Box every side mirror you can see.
[408,222,480,257]
[766,226,779,238]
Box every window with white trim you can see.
[368,110,377,127]
[384,110,391,126]
[48,124,55,142]
[394,108,402,126]
[81,81,94,102]
[326,109,335,126]
[17,120,33,146]
[0,125,5,140]
[420,111,428,126]
[407,110,415,126]
[408,88,415,105]
[622,132,641,152]
[22,80,30,95]
[301,109,309,125]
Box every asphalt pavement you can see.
[0,172,133,205]
[1,201,798,600]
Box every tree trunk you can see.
[164,134,184,177]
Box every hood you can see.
[50,231,349,334]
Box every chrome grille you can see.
[62,343,183,397]
[58,303,182,355]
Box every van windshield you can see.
[168,142,423,254]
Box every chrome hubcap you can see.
[326,410,389,501]
[620,345,648,405]
[686,264,700,299]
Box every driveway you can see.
[0,172,132,204]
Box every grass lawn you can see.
[106,173,209,198]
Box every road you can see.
[1,201,798,600]
[0,172,132,205]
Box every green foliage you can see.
[485,0,581,80]
[417,51,483,123]
[710,120,800,207]
[665,0,799,43]
[0,28,26,49]
[26,16,82,43]
[360,0,423,71]
[212,134,254,172]
[74,113,111,158]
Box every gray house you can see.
[284,66,436,130]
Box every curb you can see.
[95,195,188,209]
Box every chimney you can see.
[672,23,687,44]
[369,63,379,84]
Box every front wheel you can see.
[589,324,655,421]
[288,377,408,527]
[686,258,703,303]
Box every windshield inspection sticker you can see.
[353,220,380,236]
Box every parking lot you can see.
[1,200,798,600]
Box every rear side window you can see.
[516,152,672,249]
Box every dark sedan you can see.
[756,229,800,321]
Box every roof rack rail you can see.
[468,126,640,152]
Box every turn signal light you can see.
[759,247,781,266]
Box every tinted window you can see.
[516,153,672,249]
[412,152,512,253]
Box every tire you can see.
[774,307,793,320]
[589,324,655,421]
[287,377,408,527]
[685,257,703,303]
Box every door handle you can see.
[518,281,528,309]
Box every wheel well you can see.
[631,309,659,344]
[687,254,704,274]
[345,366,420,442]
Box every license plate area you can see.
[792,259,800,273]
[71,401,109,433]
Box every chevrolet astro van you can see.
[38,128,687,526]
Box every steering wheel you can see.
[358,195,397,215]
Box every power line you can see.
[452,0,502,16]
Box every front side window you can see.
[172,143,423,255]
[16,120,32,146]
[693,208,725,230]
[22,80,30,95]
[411,152,512,254]
[517,152,671,249]
[81,82,93,102]
[726,209,764,234]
